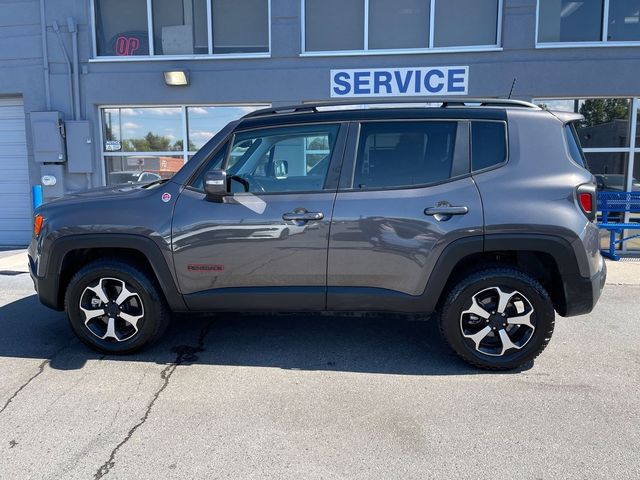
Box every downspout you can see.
[39,0,51,110]
[51,21,75,120]
[67,17,81,121]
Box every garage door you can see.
[0,97,31,246]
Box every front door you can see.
[172,122,346,311]
[327,119,484,310]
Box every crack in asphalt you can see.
[0,341,79,416]
[94,323,212,480]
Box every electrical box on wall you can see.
[39,164,65,199]
[65,121,93,173]
[31,111,66,163]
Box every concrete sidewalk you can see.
[0,248,637,284]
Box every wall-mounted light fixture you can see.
[163,70,189,86]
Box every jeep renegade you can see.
[28,99,606,370]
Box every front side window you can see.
[221,124,341,194]
[94,0,270,57]
[434,0,499,47]
[353,122,461,189]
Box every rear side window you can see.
[565,123,588,168]
[354,121,462,189]
[471,121,507,171]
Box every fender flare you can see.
[40,234,187,311]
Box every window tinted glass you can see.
[566,124,587,168]
[434,0,499,47]
[471,122,506,171]
[95,0,150,56]
[153,0,208,55]
[224,124,340,193]
[305,0,364,51]
[538,0,604,43]
[368,0,429,49]
[354,122,458,189]
[608,0,640,41]
[212,0,269,54]
[191,145,228,191]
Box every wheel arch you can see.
[425,233,587,317]
[41,234,187,312]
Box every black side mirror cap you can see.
[204,169,228,201]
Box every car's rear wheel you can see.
[439,268,555,370]
[65,260,170,354]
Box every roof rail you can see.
[243,98,541,119]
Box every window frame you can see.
[535,0,640,48]
[208,121,349,195]
[300,0,503,56]
[90,0,272,61]
[340,119,474,192]
[98,103,270,186]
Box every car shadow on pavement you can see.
[0,294,532,375]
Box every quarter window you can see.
[354,122,460,189]
[471,122,507,171]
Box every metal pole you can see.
[39,0,51,110]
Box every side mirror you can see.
[274,160,288,179]
[204,169,228,201]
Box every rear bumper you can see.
[559,255,606,317]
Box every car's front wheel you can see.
[65,260,170,354]
[439,268,555,370]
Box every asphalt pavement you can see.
[0,264,638,479]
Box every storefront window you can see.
[305,0,364,51]
[538,0,604,43]
[607,0,640,41]
[101,105,267,185]
[153,0,209,55]
[368,0,429,50]
[433,0,499,47]
[212,0,269,53]
[95,0,150,56]
[575,99,631,148]
[94,0,270,57]
[303,0,501,53]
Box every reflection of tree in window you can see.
[578,99,630,148]
[121,132,184,152]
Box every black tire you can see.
[64,259,171,355]
[439,267,555,370]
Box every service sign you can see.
[331,66,468,98]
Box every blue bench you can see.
[598,191,640,260]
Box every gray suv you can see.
[28,99,606,370]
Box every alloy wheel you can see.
[79,277,145,342]
[459,286,536,357]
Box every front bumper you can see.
[28,250,63,311]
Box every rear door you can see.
[327,119,484,310]
[172,122,347,311]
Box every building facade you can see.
[0,0,639,245]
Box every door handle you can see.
[282,211,324,221]
[424,206,469,216]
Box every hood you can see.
[36,180,171,213]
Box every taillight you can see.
[579,192,592,214]
[33,214,43,236]
[577,184,597,222]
